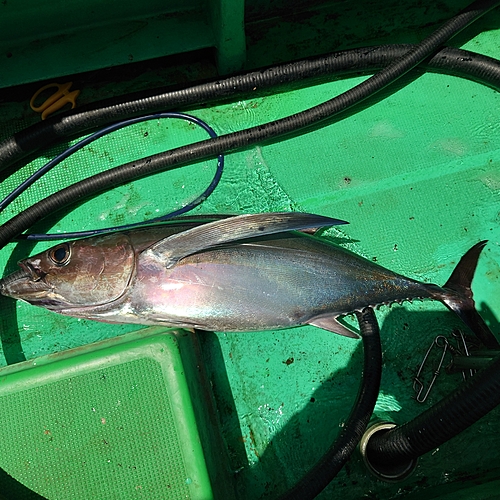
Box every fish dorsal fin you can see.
[309,315,360,339]
[143,212,348,268]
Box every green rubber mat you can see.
[0,328,214,499]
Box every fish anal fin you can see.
[308,315,360,339]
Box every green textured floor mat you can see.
[0,328,215,499]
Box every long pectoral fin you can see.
[143,212,348,268]
[309,315,360,339]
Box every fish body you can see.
[98,234,429,333]
[0,212,497,346]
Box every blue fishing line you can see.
[1,112,224,240]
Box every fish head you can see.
[0,233,135,311]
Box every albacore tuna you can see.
[1,212,497,348]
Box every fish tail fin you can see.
[431,240,499,349]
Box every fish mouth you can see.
[0,268,32,291]
[0,267,52,302]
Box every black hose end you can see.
[359,422,418,482]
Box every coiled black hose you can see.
[366,350,500,468]
[281,308,382,500]
[2,44,500,170]
[0,0,499,250]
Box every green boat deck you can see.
[0,1,499,498]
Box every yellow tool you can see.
[30,82,80,120]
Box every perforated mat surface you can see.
[0,330,212,499]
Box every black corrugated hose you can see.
[3,45,500,170]
[366,350,500,468]
[0,0,498,250]
[281,308,382,500]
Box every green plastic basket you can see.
[0,328,227,499]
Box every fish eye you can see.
[48,244,71,266]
